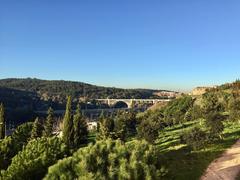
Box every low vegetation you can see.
[45,139,167,180]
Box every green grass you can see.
[156,120,240,180]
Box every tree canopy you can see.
[44,139,167,180]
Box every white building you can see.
[87,121,98,131]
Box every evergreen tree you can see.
[44,139,168,179]
[1,137,67,180]
[30,117,42,139]
[205,111,225,139]
[0,103,5,139]
[73,104,88,148]
[43,107,54,137]
[97,111,105,132]
[114,111,127,141]
[229,96,240,122]
[202,93,222,115]
[97,113,114,140]
[62,96,74,147]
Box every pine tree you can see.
[30,117,42,139]
[0,103,5,139]
[43,107,54,137]
[62,96,74,147]
[73,104,88,148]
[114,111,129,141]
[97,113,114,140]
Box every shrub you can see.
[137,115,163,143]
[0,137,14,170]
[205,112,225,139]
[181,127,208,150]
[0,122,33,170]
[44,139,167,180]
[163,96,194,125]
[1,137,67,180]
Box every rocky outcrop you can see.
[191,87,216,96]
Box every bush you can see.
[228,97,240,122]
[137,115,163,143]
[1,137,67,180]
[163,96,194,125]
[44,139,167,180]
[181,127,208,150]
[0,137,14,170]
[11,122,33,151]
[205,112,225,139]
[0,122,33,170]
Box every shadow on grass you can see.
[160,130,240,180]
[164,121,198,132]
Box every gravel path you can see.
[201,139,240,180]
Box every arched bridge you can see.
[96,98,171,108]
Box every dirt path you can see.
[201,139,240,180]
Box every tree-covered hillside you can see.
[0,78,166,100]
[0,78,176,127]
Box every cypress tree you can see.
[43,107,54,137]
[62,96,74,147]
[73,104,88,148]
[30,117,42,139]
[0,103,5,139]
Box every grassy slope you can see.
[156,120,240,180]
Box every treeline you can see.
[0,78,164,100]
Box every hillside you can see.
[0,78,178,126]
[135,80,240,179]
[0,78,177,100]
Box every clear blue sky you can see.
[1,0,240,92]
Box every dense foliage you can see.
[30,118,43,139]
[228,95,240,122]
[44,139,167,180]
[97,113,115,140]
[43,107,54,137]
[137,96,196,143]
[0,122,33,169]
[73,104,88,148]
[1,137,67,180]
[163,96,195,125]
[97,111,137,141]
[62,97,89,149]
[180,127,208,150]
[137,110,164,143]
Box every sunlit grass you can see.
[157,120,240,180]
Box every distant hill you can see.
[0,78,173,100]
[0,78,178,126]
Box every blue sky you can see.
[1,0,240,92]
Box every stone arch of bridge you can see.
[111,100,131,108]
